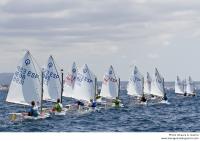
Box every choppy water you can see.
[0,84,200,132]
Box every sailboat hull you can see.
[9,112,50,121]
[187,93,196,96]
[175,92,185,95]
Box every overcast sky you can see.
[0,0,200,81]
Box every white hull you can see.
[175,92,185,95]
[9,112,50,121]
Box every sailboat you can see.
[72,64,96,102]
[186,76,196,96]
[127,66,144,98]
[100,65,119,99]
[100,65,122,107]
[144,72,153,98]
[63,62,77,98]
[43,55,61,102]
[43,56,66,115]
[151,68,168,103]
[175,76,184,95]
[144,72,155,99]
[6,51,50,120]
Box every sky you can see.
[0,0,200,81]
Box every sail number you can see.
[43,70,59,80]
[131,77,141,82]
[104,75,117,83]
[64,74,76,85]
[76,74,93,83]
[13,66,39,85]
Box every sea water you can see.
[0,82,200,132]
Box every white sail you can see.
[186,76,194,94]
[175,76,184,94]
[6,51,41,106]
[151,68,165,97]
[127,66,144,97]
[100,65,118,99]
[144,72,152,95]
[43,56,61,102]
[63,62,77,98]
[73,64,95,102]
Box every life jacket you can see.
[91,101,96,108]
[114,99,120,106]
[29,106,39,117]
[54,103,62,112]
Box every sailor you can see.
[140,95,147,103]
[96,94,101,100]
[28,101,40,117]
[162,93,168,101]
[52,98,63,112]
[76,100,84,109]
[90,99,97,108]
[113,97,120,107]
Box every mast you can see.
[163,78,166,98]
[118,78,120,99]
[142,77,144,96]
[41,70,44,113]
[61,69,64,103]
[94,77,97,100]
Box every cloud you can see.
[0,0,200,80]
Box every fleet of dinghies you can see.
[175,76,196,96]
[6,51,196,121]
[127,66,168,104]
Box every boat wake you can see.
[159,100,170,105]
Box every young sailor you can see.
[140,95,147,103]
[76,100,85,110]
[162,93,168,101]
[52,99,63,112]
[89,99,97,108]
[28,101,40,117]
[112,97,120,107]
[95,94,101,100]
